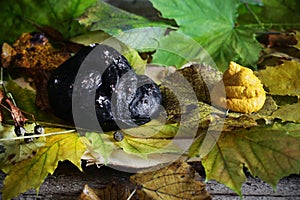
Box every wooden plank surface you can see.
[0,161,299,199]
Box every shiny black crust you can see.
[48,45,162,131]
[48,45,95,122]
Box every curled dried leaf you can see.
[78,183,133,200]
[3,32,70,70]
[212,62,266,113]
[79,184,101,200]
[1,43,16,68]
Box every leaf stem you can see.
[243,2,264,29]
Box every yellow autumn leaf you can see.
[0,123,46,168]
[116,134,180,159]
[112,120,184,158]
[197,123,300,196]
[130,162,211,200]
[123,49,147,75]
[272,102,300,123]
[256,60,300,96]
[2,133,86,200]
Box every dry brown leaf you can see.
[3,32,69,70]
[130,162,211,200]
[78,182,132,200]
[1,43,16,68]
[78,184,101,200]
[1,32,71,110]
[257,31,297,48]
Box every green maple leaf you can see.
[77,1,168,52]
[0,0,96,43]
[190,123,300,196]
[2,133,86,200]
[149,0,262,71]
[78,0,164,35]
[151,31,218,68]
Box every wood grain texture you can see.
[0,161,299,199]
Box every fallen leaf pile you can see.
[0,58,299,200]
[255,60,300,123]
[0,1,300,199]
[1,58,300,199]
